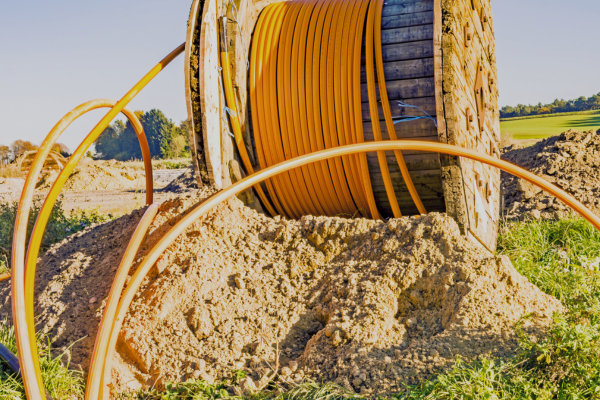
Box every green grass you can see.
[0,197,114,266]
[0,318,84,399]
[501,110,600,122]
[396,217,600,399]
[501,112,600,140]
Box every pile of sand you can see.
[36,162,149,192]
[0,189,563,397]
[0,177,25,202]
[502,129,600,220]
[159,169,198,193]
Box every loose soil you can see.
[0,188,563,397]
[0,177,25,203]
[36,162,149,192]
[0,163,199,214]
[502,129,600,220]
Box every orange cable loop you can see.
[365,0,402,218]
[219,30,278,217]
[373,0,427,215]
[88,204,159,400]
[13,43,184,400]
[253,2,299,218]
[16,140,600,400]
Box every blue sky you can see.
[0,0,599,151]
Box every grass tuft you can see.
[0,318,84,399]
[0,197,114,266]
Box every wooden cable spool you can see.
[185,0,501,250]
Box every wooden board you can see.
[437,0,500,250]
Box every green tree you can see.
[143,109,178,159]
[118,113,145,161]
[95,120,125,159]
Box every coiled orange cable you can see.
[373,0,427,215]
[318,0,359,215]
[250,0,429,220]
[349,0,380,219]
[250,2,294,218]
[365,0,402,218]
[306,0,354,215]
[262,2,305,219]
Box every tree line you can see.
[501,92,600,119]
[95,109,190,160]
[0,141,70,165]
[0,109,189,165]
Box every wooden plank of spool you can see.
[475,62,486,131]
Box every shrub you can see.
[0,318,84,399]
[0,197,114,265]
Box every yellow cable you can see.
[250,3,296,218]
[220,34,279,217]
[279,0,323,216]
[365,0,402,218]
[374,0,427,215]
[265,3,307,219]
[305,0,350,215]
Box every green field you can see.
[501,111,600,140]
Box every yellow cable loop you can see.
[365,0,402,218]
[251,2,296,218]
[280,0,323,216]
[293,0,337,216]
[374,0,427,215]
[304,0,348,216]
[318,0,360,216]
[220,26,278,217]
[15,43,184,400]
[262,3,305,219]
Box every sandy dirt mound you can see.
[0,190,563,397]
[35,162,149,192]
[0,177,25,202]
[502,129,600,220]
[159,169,198,193]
